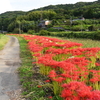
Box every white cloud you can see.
[0,0,13,14]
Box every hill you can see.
[0,0,100,32]
[0,11,26,18]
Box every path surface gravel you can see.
[0,36,22,100]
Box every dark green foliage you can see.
[28,30,35,34]
[38,30,50,36]
[13,28,20,33]
[47,31,100,40]
[0,11,26,18]
[88,25,94,31]
[47,28,64,32]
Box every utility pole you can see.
[81,20,82,32]
[40,9,43,21]
[17,20,21,34]
[1,17,4,33]
[70,17,73,31]
[19,23,21,34]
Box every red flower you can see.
[61,89,73,98]
[45,80,50,82]
[53,77,65,83]
[61,81,92,100]
[37,85,42,88]
[95,62,100,66]
[48,70,57,78]
[48,96,53,99]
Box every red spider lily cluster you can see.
[9,34,100,100]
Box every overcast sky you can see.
[0,0,97,14]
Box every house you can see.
[38,20,51,28]
[72,17,85,21]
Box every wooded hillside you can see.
[0,0,100,33]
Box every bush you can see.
[93,31,100,40]
[28,30,35,34]
[13,28,23,34]
[47,28,64,32]
[88,25,95,31]
[38,30,50,36]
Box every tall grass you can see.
[65,38,100,48]
[0,34,9,50]
[49,36,100,48]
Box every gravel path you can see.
[0,36,22,100]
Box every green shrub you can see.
[38,30,50,36]
[28,30,35,34]
[13,28,23,34]
[47,28,64,32]
[88,25,95,31]
[93,31,100,40]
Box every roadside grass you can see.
[16,36,54,100]
[0,34,9,50]
[16,35,100,100]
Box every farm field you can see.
[8,34,100,100]
[59,38,100,48]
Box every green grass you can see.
[66,38,100,48]
[0,34,9,50]
[49,36,100,48]
[16,36,53,100]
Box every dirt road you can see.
[0,36,22,100]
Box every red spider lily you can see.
[90,70,100,83]
[28,41,43,52]
[48,96,53,99]
[58,61,76,71]
[95,62,100,66]
[46,48,64,54]
[37,54,59,69]
[37,85,42,88]
[81,48,100,59]
[89,90,100,100]
[48,70,58,79]
[45,80,51,82]
[61,89,73,97]
[53,77,66,83]
[90,78,99,83]
[65,57,90,67]
[61,81,92,100]
[33,53,42,57]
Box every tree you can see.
[84,9,94,18]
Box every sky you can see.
[0,0,97,14]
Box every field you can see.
[61,38,100,48]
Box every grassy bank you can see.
[0,34,9,50]
[16,36,52,100]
